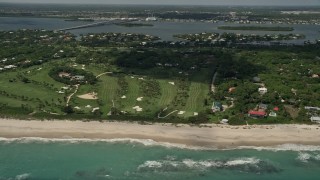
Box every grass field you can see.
[0,62,213,119]
[157,79,178,107]
[98,75,119,114]
[0,68,65,113]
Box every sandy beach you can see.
[1,118,320,148]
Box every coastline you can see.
[1,118,320,149]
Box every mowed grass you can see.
[0,64,212,118]
[120,76,140,113]
[98,75,119,114]
[179,69,211,117]
[0,94,28,107]
[0,70,65,113]
[95,74,209,118]
[26,65,65,89]
[96,76,179,116]
[184,81,209,116]
[0,74,62,100]
[158,79,177,107]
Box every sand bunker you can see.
[92,107,100,113]
[137,97,144,101]
[133,106,143,112]
[178,111,186,115]
[78,92,98,100]
[169,82,175,85]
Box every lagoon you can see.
[1,17,319,44]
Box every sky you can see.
[1,0,320,6]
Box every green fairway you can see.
[98,75,119,114]
[0,70,65,113]
[0,94,29,107]
[120,76,140,113]
[184,81,209,115]
[157,79,178,107]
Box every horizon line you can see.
[1,2,320,7]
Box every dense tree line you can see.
[48,66,97,85]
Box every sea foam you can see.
[15,173,30,180]
[235,144,320,152]
[0,137,212,150]
[1,137,320,152]
[137,157,278,174]
[296,152,320,163]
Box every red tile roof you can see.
[248,110,266,116]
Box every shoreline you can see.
[1,118,320,149]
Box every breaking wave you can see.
[1,137,320,152]
[296,152,320,163]
[0,137,213,150]
[14,173,30,180]
[138,157,281,174]
[0,173,31,180]
[236,144,320,152]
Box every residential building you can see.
[310,116,320,123]
[258,87,268,95]
[212,102,223,112]
[248,110,267,118]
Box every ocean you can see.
[0,138,320,180]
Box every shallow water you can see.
[0,138,320,180]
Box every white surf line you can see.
[96,72,113,78]
[66,84,80,106]
[158,110,178,119]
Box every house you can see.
[72,75,85,81]
[305,106,320,111]
[273,106,279,111]
[258,87,268,95]
[212,101,223,112]
[220,119,229,124]
[310,116,320,123]
[248,110,267,118]
[269,111,277,117]
[4,65,17,69]
[259,103,268,110]
[228,87,236,93]
[59,72,70,78]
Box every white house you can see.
[4,65,17,69]
[258,87,268,95]
[310,116,320,123]
[305,106,320,111]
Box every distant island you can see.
[115,23,154,27]
[218,26,294,31]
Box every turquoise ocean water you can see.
[1,138,320,180]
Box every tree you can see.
[21,77,30,83]
[62,106,74,114]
